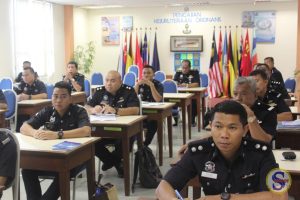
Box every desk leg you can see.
[122,135,130,196]
[167,115,173,158]
[59,170,70,200]
[188,103,192,140]
[196,95,201,132]
[157,119,163,166]
[86,145,96,200]
[182,104,187,145]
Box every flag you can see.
[135,31,143,79]
[142,32,148,65]
[208,29,223,98]
[117,31,127,78]
[152,32,160,72]
[218,29,223,74]
[233,29,239,77]
[238,33,243,75]
[125,32,133,72]
[251,30,258,67]
[222,29,229,97]
[228,30,236,97]
[241,29,252,76]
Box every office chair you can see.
[0,78,13,90]
[91,72,103,85]
[284,78,296,93]
[128,65,139,80]
[123,72,136,87]
[46,84,54,99]
[154,71,166,83]
[3,90,17,131]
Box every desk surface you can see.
[290,106,300,114]
[18,99,51,105]
[274,150,300,174]
[177,87,207,92]
[90,115,146,126]
[164,93,194,99]
[0,109,6,113]
[17,133,99,153]
[142,102,175,109]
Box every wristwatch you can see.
[57,130,64,139]
[220,192,231,200]
[247,115,256,123]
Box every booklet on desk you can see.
[52,141,81,150]
[90,114,117,122]
[277,119,300,129]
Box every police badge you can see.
[204,161,216,173]
[103,95,108,101]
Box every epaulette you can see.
[255,100,275,111]
[242,137,271,154]
[176,69,182,72]
[96,86,105,91]
[122,84,133,90]
[188,137,215,155]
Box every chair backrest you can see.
[284,78,296,93]
[200,73,208,87]
[84,79,91,98]
[3,90,17,121]
[123,72,136,87]
[0,129,20,200]
[154,71,166,83]
[162,80,178,93]
[46,84,54,99]
[129,65,139,79]
[0,77,13,90]
[91,72,103,85]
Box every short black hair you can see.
[23,61,31,65]
[54,81,72,95]
[182,59,191,68]
[249,69,268,80]
[210,100,248,126]
[143,65,155,72]
[264,57,274,63]
[68,61,78,69]
[23,66,35,74]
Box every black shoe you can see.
[101,162,114,171]
[115,161,124,178]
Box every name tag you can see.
[201,171,218,179]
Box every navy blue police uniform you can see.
[63,72,85,92]
[260,90,291,116]
[21,104,90,200]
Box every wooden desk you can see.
[177,87,207,132]
[276,127,300,150]
[17,134,99,200]
[90,115,146,196]
[0,109,6,128]
[273,150,300,199]
[18,99,51,116]
[164,93,193,144]
[71,92,86,105]
[142,102,175,166]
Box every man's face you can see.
[67,64,77,75]
[23,62,31,69]
[264,59,274,69]
[105,72,122,94]
[233,83,256,107]
[181,61,190,74]
[52,88,71,113]
[142,68,154,81]
[22,69,35,84]
[252,74,268,96]
[211,112,248,158]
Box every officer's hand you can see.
[177,144,188,158]
[101,104,116,114]
[241,103,255,118]
[17,93,29,102]
[92,105,104,114]
[34,129,57,140]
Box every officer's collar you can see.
[52,104,73,118]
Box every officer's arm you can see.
[20,122,37,137]
[71,79,82,92]
[277,112,293,121]
[198,191,288,200]
[149,83,163,102]
[31,93,47,100]
[155,180,178,200]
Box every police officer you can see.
[63,61,85,92]
[85,70,139,177]
[173,59,200,126]
[250,69,293,121]
[134,65,163,146]
[14,66,48,131]
[264,57,285,89]
[20,81,91,200]
[156,101,287,200]
[0,90,7,110]
[14,61,39,83]
[0,129,17,199]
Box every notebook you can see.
[52,141,81,150]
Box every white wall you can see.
[74,1,297,80]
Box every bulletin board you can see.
[174,52,200,71]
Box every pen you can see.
[175,189,184,200]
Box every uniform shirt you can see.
[0,131,17,187]
[268,79,290,100]
[173,69,200,85]
[63,73,85,92]
[15,79,47,95]
[164,137,278,195]
[260,90,291,114]
[87,84,139,109]
[137,79,163,102]
[27,104,90,131]
[250,99,277,138]
[0,89,6,104]
[270,67,285,88]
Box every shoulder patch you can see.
[96,86,105,91]
[188,137,215,154]
[242,138,271,153]
[122,84,133,90]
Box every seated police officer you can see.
[264,57,286,91]
[85,70,139,177]
[14,66,47,131]
[14,61,39,83]
[20,81,91,200]
[63,61,85,92]
[134,65,163,146]
[173,59,200,126]
[156,100,287,200]
[0,129,17,199]
[249,69,293,121]
[233,77,277,143]
[0,90,7,110]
